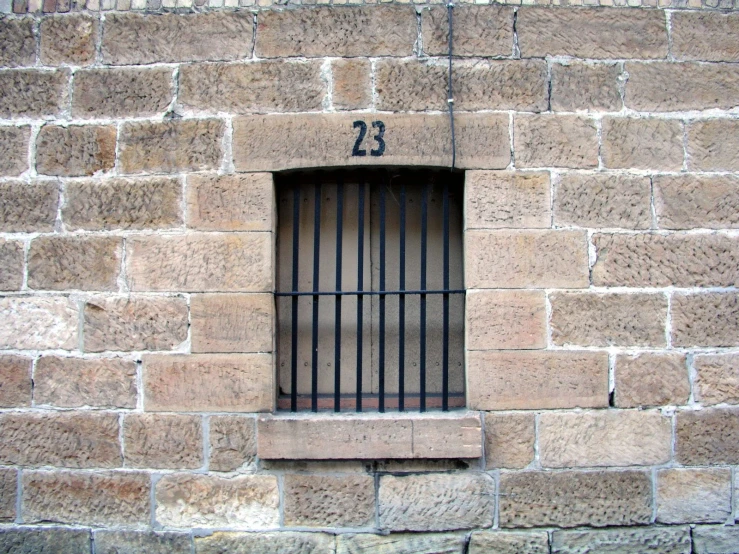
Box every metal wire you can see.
[447,1,456,170]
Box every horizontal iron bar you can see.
[275,289,466,297]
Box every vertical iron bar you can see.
[356,181,365,412]
[442,180,450,411]
[398,182,406,412]
[379,180,386,413]
[334,177,343,412]
[290,184,300,412]
[420,182,428,413]
[311,183,321,412]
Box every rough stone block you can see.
[467,351,608,410]
[0,239,23,291]
[515,114,598,169]
[551,62,622,112]
[692,526,739,554]
[422,5,514,57]
[469,531,549,554]
[657,468,731,524]
[465,171,550,229]
[0,355,31,408]
[672,12,739,62]
[0,180,58,232]
[466,290,546,350]
[0,69,69,119]
[602,117,684,170]
[95,531,192,554]
[694,354,739,406]
[0,18,35,67]
[654,175,739,230]
[676,408,739,465]
[0,297,78,350]
[615,353,690,408]
[484,412,535,470]
[0,468,16,521]
[124,414,202,469]
[196,532,336,554]
[284,474,375,527]
[332,58,371,110]
[40,14,97,65]
[336,533,464,554]
[688,119,739,171]
[0,125,30,176]
[671,293,739,347]
[551,527,691,554]
[209,415,256,472]
[191,293,273,353]
[36,125,116,177]
[0,529,91,554]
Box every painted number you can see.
[352,120,386,157]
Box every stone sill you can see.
[256,411,482,460]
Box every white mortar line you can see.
[15,469,22,525]
[665,290,673,349]
[220,115,235,174]
[321,58,334,112]
[649,176,658,230]
[651,466,658,523]
[507,112,515,170]
[665,10,675,62]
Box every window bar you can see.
[420,182,428,413]
[398,182,406,412]
[311,182,322,413]
[356,181,365,412]
[334,177,344,413]
[290,185,301,412]
[442,180,450,412]
[379,181,386,413]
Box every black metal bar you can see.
[290,185,300,413]
[276,289,465,297]
[334,178,343,413]
[356,181,365,412]
[442,180,450,412]
[420,182,428,413]
[311,183,321,413]
[398,182,406,412]
[379,181,386,413]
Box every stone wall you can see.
[0,4,739,553]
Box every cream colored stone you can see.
[676,407,739,465]
[671,292,739,347]
[654,175,739,230]
[688,119,739,171]
[602,117,684,171]
[0,181,59,232]
[465,171,550,229]
[515,115,598,169]
[337,533,465,554]
[552,527,691,554]
[209,416,256,472]
[615,353,690,407]
[332,59,372,110]
[551,62,622,112]
[0,69,69,119]
[124,414,202,469]
[466,290,546,350]
[695,354,739,405]
[0,297,78,350]
[484,412,535,469]
[422,5,514,57]
[284,474,375,527]
[0,126,30,176]
[469,531,549,554]
[671,12,739,62]
[36,125,116,177]
[0,355,31,408]
[40,15,97,66]
[28,237,121,291]
[657,469,732,524]
[197,532,336,554]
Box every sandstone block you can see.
[36,125,116,177]
[186,173,273,232]
[514,115,598,169]
[127,233,272,292]
[467,351,608,410]
[465,230,588,288]
[499,470,652,528]
[379,473,493,531]
[40,14,97,65]
[197,532,336,554]
[657,468,731,524]
[102,12,253,64]
[336,533,464,554]
[551,527,691,554]
[179,61,324,114]
[422,5,514,57]
[156,474,279,528]
[654,175,739,230]
[95,531,191,554]
[35,356,136,408]
[0,529,91,554]
[0,297,78,350]
[672,12,739,62]
[332,58,371,110]
[615,353,690,408]
[602,117,683,170]
[550,292,667,347]
[0,355,31,407]
[465,171,550,229]
[592,234,739,288]
[0,18,35,67]
[539,410,672,468]
[72,67,172,118]
[694,354,739,406]
[469,531,549,554]
[0,239,23,291]
[232,113,510,172]
[209,415,256,472]
[144,354,273,412]
[191,293,272,353]
[551,62,622,112]
[0,468,16,521]
[671,293,739,347]
[284,474,375,527]
[692,526,739,554]
[28,236,121,291]
[554,173,651,229]
[119,119,224,174]
[688,119,739,171]
[466,290,546,350]
[676,407,739,465]
[0,180,58,232]
[124,414,202,469]
[0,412,120,468]
[257,6,416,58]
[23,470,149,526]
[0,125,30,176]
[84,296,188,352]
[0,69,69,119]
[484,412,535,470]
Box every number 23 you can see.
[352,120,385,157]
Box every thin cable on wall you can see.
[447,1,456,170]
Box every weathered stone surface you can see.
[337,533,465,554]
[592,234,739,288]
[28,236,121,291]
[554,173,651,229]
[232,113,510,172]
[257,6,416,58]
[103,12,253,64]
[40,14,97,65]
[551,62,622,112]
[127,233,272,292]
[144,354,273,412]
[84,296,188,352]
[284,474,375,527]
[517,7,668,59]
[0,529,91,554]
[0,297,78,350]
[672,12,739,62]
[422,5,514,57]
[0,355,31,407]
[499,470,652,528]
[119,119,224,174]
[615,353,690,408]
[124,414,202,469]
[469,531,549,554]
[332,58,371,110]
[0,468,16,521]
[465,171,550,229]
[552,527,691,554]
[484,412,535,470]
[376,59,547,112]
[626,62,739,112]
[379,473,493,531]
[468,350,607,410]
[539,410,672,468]
[186,173,273,232]
[688,119,739,171]
[72,67,173,118]
[695,354,739,406]
[657,469,731,524]
[95,531,192,554]
[0,239,23,291]
[23,470,149,526]
[0,18,35,67]
[34,356,136,408]
[602,117,684,170]
[671,293,739,347]
[514,115,598,168]
[0,180,58,232]
[36,125,116,177]
[0,69,69,119]
[550,292,667,347]
[466,290,546,350]
[654,175,739,230]
[465,230,589,288]
[692,526,739,554]
[156,474,279,528]
[180,61,324,114]
[209,415,256,472]
[191,294,272,353]
[676,408,739,465]
[0,125,30,176]
[197,532,336,554]
[0,412,120,468]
